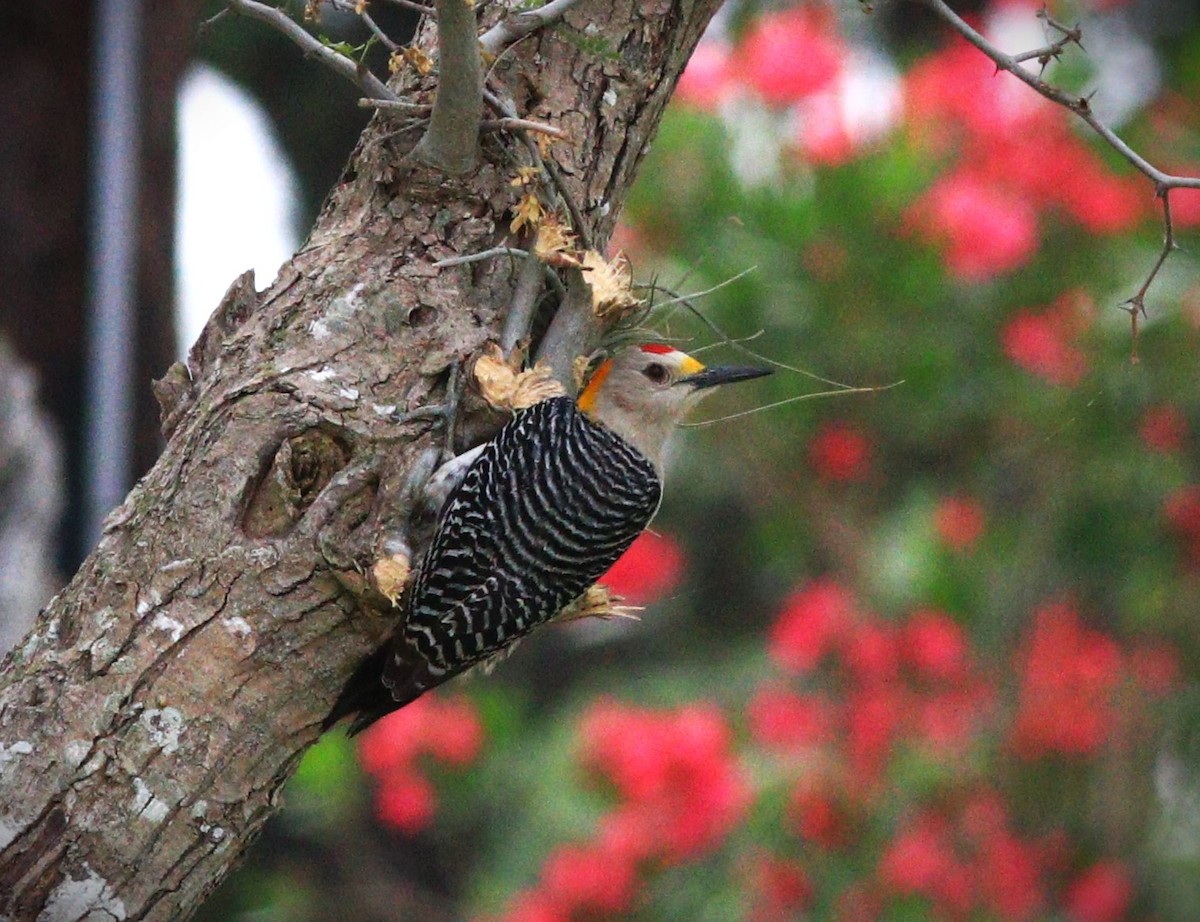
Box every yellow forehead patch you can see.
[679,354,705,376]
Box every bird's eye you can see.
[643,363,669,384]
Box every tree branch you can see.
[329,0,403,52]
[479,0,586,56]
[411,0,483,174]
[225,0,398,101]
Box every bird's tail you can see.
[322,642,441,736]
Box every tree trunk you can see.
[0,1,721,918]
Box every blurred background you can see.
[2,0,1200,919]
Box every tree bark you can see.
[0,1,721,918]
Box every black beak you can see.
[681,365,773,391]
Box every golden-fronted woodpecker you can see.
[328,344,770,732]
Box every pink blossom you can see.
[676,40,735,110]
[906,170,1039,280]
[739,7,844,106]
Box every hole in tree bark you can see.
[242,429,351,538]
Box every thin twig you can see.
[377,0,434,12]
[225,0,398,101]
[650,266,758,312]
[359,98,432,111]
[1122,191,1178,364]
[483,117,567,139]
[684,382,904,428]
[200,7,230,32]
[1010,17,1081,71]
[650,268,865,391]
[328,0,402,52]
[483,85,592,249]
[479,0,586,56]
[432,247,529,268]
[543,157,590,248]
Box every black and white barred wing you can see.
[391,397,662,690]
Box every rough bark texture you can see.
[0,0,722,919]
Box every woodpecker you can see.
[327,344,770,733]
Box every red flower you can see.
[423,696,485,765]
[1001,295,1090,387]
[1164,485,1200,540]
[676,40,734,110]
[846,685,906,780]
[358,694,484,833]
[934,496,985,551]
[844,620,901,685]
[542,842,637,915]
[1010,602,1123,758]
[978,831,1045,921]
[739,6,843,106]
[905,41,1045,143]
[904,609,969,683]
[879,813,969,911]
[789,785,849,849]
[498,891,570,922]
[374,770,436,834]
[916,686,991,752]
[748,686,837,751]
[600,530,685,606]
[749,853,813,921]
[1064,860,1134,922]
[580,700,749,861]
[809,422,872,482]
[794,89,857,166]
[1139,404,1187,453]
[769,579,857,672]
[597,807,658,864]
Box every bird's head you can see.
[577,343,771,470]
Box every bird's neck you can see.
[581,396,674,475]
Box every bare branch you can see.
[410,0,483,174]
[1122,191,1179,363]
[483,117,567,139]
[500,246,547,352]
[359,98,432,111]
[912,0,1200,318]
[226,0,398,101]
[912,0,1200,191]
[479,0,586,56]
[432,246,529,268]
[534,266,600,391]
[1010,14,1081,70]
